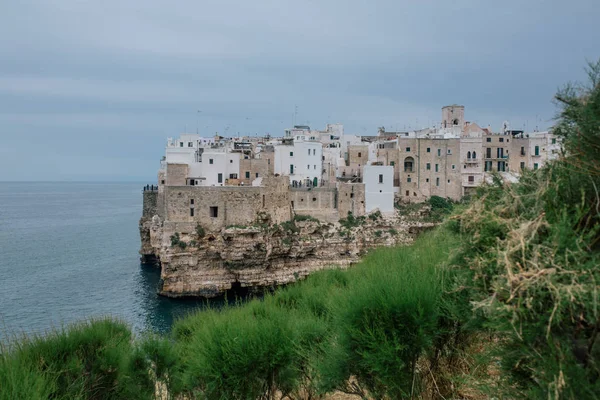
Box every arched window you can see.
[472,151,476,159]
[467,151,471,159]
[453,118,459,125]
[404,157,415,173]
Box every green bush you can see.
[447,60,600,399]
[0,319,154,400]
[195,224,205,238]
[339,212,366,229]
[174,300,327,399]
[368,210,382,221]
[293,214,320,223]
[170,232,187,249]
[313,229,459,398]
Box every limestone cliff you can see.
[139,211,435,298]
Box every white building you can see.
[363,165,394,214]
[273,128,324,186]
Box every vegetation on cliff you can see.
[1,61,599,399]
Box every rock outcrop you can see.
[139,212,435,298]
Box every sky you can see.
[0,0,598,181]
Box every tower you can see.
[441,105,465,128]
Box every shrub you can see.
[195,224,205,238]
[368,210,382,221]
[314,229,459,398]
[0,319,154,400]
[339,212,366,229]
[174,300,327,399]
[293,214,319,223]
[279,220,299,234]
[170,232,187,249]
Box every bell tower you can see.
[441,105,465,128]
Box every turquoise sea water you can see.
[0,182,221,340]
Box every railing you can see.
[142,185,158,192]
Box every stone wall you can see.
[166,163,188,186]
[347,144,369,168]
[291,186,339,223]
[142,190,158,217]
[163,174,291,231]
[338,182,366,217]
[239,158,269,185]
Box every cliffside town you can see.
[139,105,562,297]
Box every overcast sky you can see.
[0,0,598,181]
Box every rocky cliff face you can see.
[139,213,435,298]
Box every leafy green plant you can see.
[293,214,320,223]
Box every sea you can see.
[0,182,226,341]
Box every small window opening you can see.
[209,206,218,218]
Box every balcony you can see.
[464,158,479,164]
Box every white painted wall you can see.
[363,166,394,214]
[274,140,323,184]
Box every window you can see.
[290,164,294,174]
[180,142,184,147]
[209,206,218,218]
[229,173,238,179]
[452,165,456,170]
[472,151,476,159]
[190,199,194,205]
[435,164,439,172]
[161,179,165,185]
[534,163,539,170]
[290,151,294,156]
[313,149,316,155]
[245,171,250,179]
[314,165,316,170]
[307,164,310,170]
[188,142,193,147]
[308,149,311,156]
[268,159,271,165]
[217,173,223,183]
[486,148,492,158]
[485,161,492,171]
[426,147,431,153]
[535,146,540,156]
[426,163,431,170]
[256,173,259,178]
[350,193,354,198]
[521,146,525,156]
[426,178,429,182]
[190,208,194,217]
[520,162,525,170]
[486,138,491,142]
[552,138,557,144]
[209,159,214,164]
[312,197,317,202]
[406,190,409,196]
[467,151,471,159]
[498,161,506,172]
[406,147,411,152]
[497,148,504,158]
[499,138,504,143]
[507,139,509,142]
[230,160,233,163]
[447,149,451,154]
[379,174,383,183]
[390,161,395,166]
[468,175,474,183]
[404,157,414,172]
[436,177,440,186]
[437,149,441,156]
[358,152,362,157]
[407,177,412,183]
